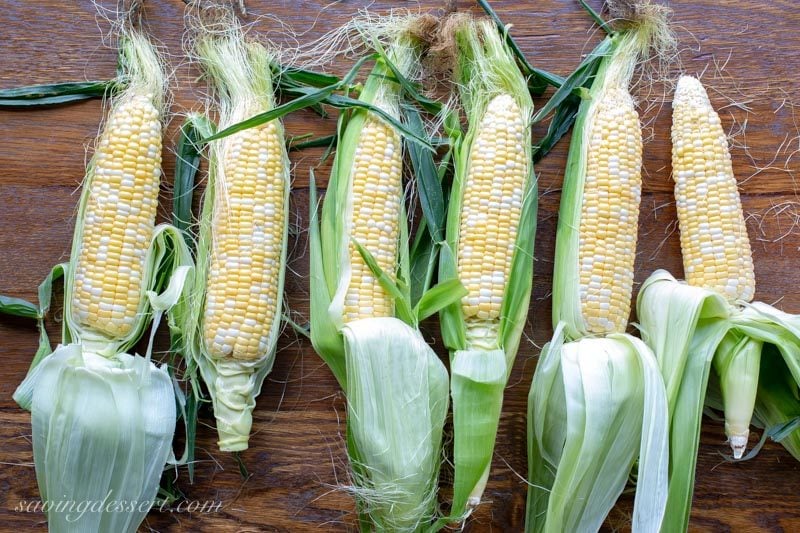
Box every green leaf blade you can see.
[0,295,40,319]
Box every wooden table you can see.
[2,1,800,531]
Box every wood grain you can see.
[2,1,800,531]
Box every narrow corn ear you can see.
[343,113,403,322]
[202,119,288,360]
[577,86,643,335]
[71,91,162,339]
[671,75,755,303]
[457,93,528,346]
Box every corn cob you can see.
[458,93,528,346]
[71,91,161,339]
[577,86,642,334]
[309,19,451,530]
[343,114,403,322]
[11,23,195,533]
[672,75,755,303]
[202,118,288,360]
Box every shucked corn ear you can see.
[672,75,759,457]
[437,16,537,518]
[310,15,450,531]
[636,76,800,531]
[13,24,193,533]
[672,75,755,303]
[64,28,175,355]
[201,108,287,361]
[457,93,529,344]
[551,39,648,340]
[181,11,290,452]
[528,3,672,531]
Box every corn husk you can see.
[636,270,729,532]
[527,325,668,532]
[342,317,449,531]
[14,344,175,532]
[637,270,800,532]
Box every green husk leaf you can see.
[404,105,445,242]
[414,278,468,322]
[531,36,612,125]
[29,263,68,371]
[752,345,800,461]
[476,0,553,95]
[278,65,341,88]
[532,95,580,163]
[739,416,800,461]
[577,0,612,34]
[309,172,347,389]
[737,344,800,462]
[726,302,800,458]
[202,83,338,142]
[373,47,441,114]
[0,295,39,319]
[409,138,453,307]
[17,345,176,533]
[203,53,374,143]
[173,113,214,242]
[0,80,122,107]
[636,270,730,532]
[321,92,434,151]
[288,134,337,151]
[713,329,763,456]
[450,348,507,516]
[409,226,437,308]
[168,366,200,483]
[352,240,414,326]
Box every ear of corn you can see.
[551,47,644,341]
[63,29,172,356]
[13,27,193,533]
[437,17,537,518]
[180,17,290,452]
[340,114,403,322]
[671,75,755,303]
[527,6,673,531]
[70,91,162,340]
[573,86,642,335]
[323,54,410,331]
[635,75,800,531]
[309,18,450,530]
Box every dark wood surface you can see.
[2,1,800,531]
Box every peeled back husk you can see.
[526,324,668,533]
[636,270,729,532]
[342,317,449,532]
[14,344,175,533]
